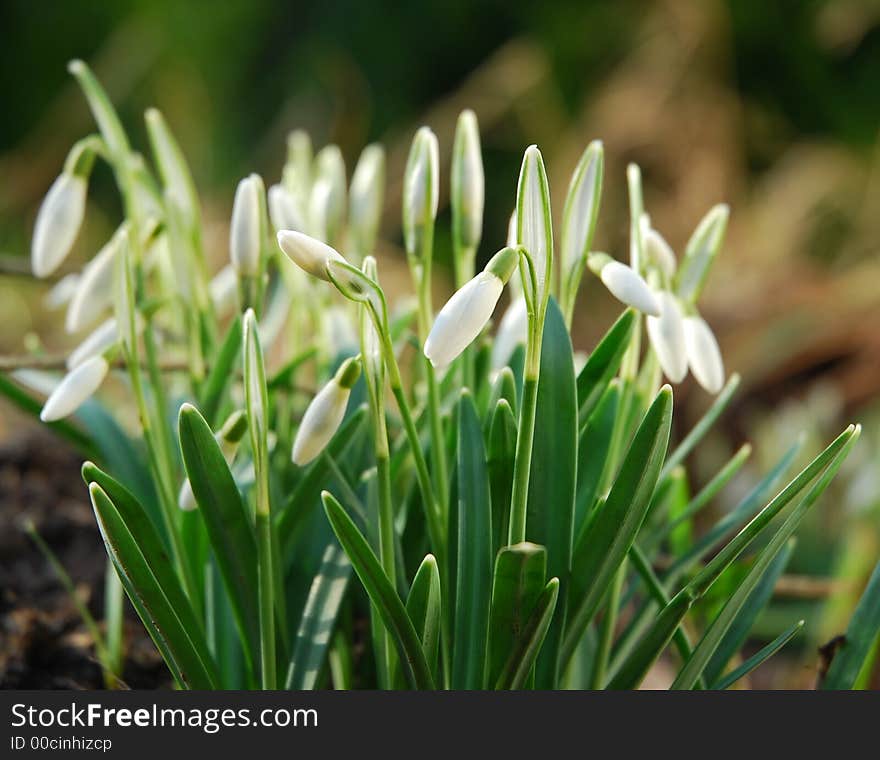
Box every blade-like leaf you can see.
[576,309,636,425]
[453,391,493,689]
[406,554,442,678]
[285,543,351,689]
[563,385,673,668]
[178,403,260,671]
[488,399,517,553]
[487,542,547,688]
[495,578,560,690]
[527,297,577,687]
[574,381,619,539]
[822,557,880,690]
[322,491,433,689]
[714,620,805,690]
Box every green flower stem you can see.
[255,508,276,689]
[454,243,477,391]
[591,562,625,688]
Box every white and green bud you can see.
[230,174,264,276]
[144,108,199,225]
[276,229,347,281]
[349,144,385,258]
[516,145,552,304]
[268,183,304,233]
[40,355,108,422]
[314,145,347,245]
[292,357,361,466]
[676,204,729,304]
[65,226,124,333]
[589,253,661,316]
[684,314,725,394]
[646,291,688,383]
[451,110,484,254]
[560,140,603,282]
[403,127,439,257]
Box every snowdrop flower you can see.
[491,296,528,371]
[314,145,347,245]
[451,110,484,253]
[65,229,122,333]
[589,253,661,316]
[646,291,688,383]
[684,315,725,394]
[292,357,361,466]
[276,229,347,280]
[43,273,80,311]
[40,355,108,422]
[179,410,247,511]
[641,216,677,279]
[230,174,263,276]
[425,246,518,369]
[67,318,119,369]
[349,144,385,257]
[268,183,303,233]
[32,173,88,278]
[403,127,439,256]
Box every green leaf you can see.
[526,297,577,687]
[703,539,795,686]
[563,385,673,668]
[714,620,804,690]
[285,543,351,689]
[406,554,442,678]
[495,578,560,689]
[322,491,433,689]
[199,315,241,427]
[576,309,636,425]
[487,542,547,687]
[488,399,517,553]
[88,483,218,689]
[68,60,131,161]
[453,391,493,689]
[822,556,880,690]
[574,381,619,539]
[178,403,260,672]
[267,346,317,391]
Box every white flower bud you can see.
[684,315,725,394]
[32,173,87,278]
[425,270,504,369]
[349,144,385,257]
[40,355,108,422]
[646,291,688,383]
[403,127,439,255]
[268,183,303,232]
[65,229,122,333]
[209,264,238,315]
[597,259,661,316]
[491,296,528,371]
[67,318,119,369]
[292,359,360,466]
[561,140,603,281]
[451,110,484,251]
[230,174,262,276]
[516,145,552,301]
[43,273,80,311]
[276,229,347,280]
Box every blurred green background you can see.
[1,0,878,687]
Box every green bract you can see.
[4,62,874,692]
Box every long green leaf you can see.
[406,554,441,678]
[495,578,560,690]
[285,543,351,689]
[576,309,636,425]
[488,399,517,553]
[453,391,493,689]
[322,491,433,689]
[574,381,619,539]
[714,620,804,690]
[563,385,673,668]
[178,403,260,671]
[487,542,547,688]
[89,483,219,688]
[822,556,880,690]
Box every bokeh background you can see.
[1,0,878,687]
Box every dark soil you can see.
[0,429,171,689]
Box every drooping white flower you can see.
[684,315,725,394]
[230,174,262,276]
[67,318,119,369]
[292,358,361,466]
[641,216,677,279]
[276,229,347,280]
[65,229,122,333]
[594,257,661,316]
[32,173,87,278]
[268,183,303,233]
[491,296,528,371]
[43,273,80,311]
[646,291,688,383]
[40,355,108,422]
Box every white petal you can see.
[67,318,119,369]
[32,174,87,278]
[209,264,238,314]
[43,273,80,310]
[506,210,517,248]
[491,297,529,371]
[268,183,303,232]
[643,227,677,278]
[178,478,197,511]
[646,292,688,383]
[276,229,346,280]
[684,316,725,394]
[292,379,351,465]
[230,175,261,276]
[40,356,108,422]
[424,271,503,369]
[600,261,661,316]
[65,232,120,333]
